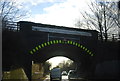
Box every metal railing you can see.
[98,33,120,41]
[2,21,20,31]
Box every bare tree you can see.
[112,1,120,28]
[43,61,51,76]
[107,1,120,38]
[0,0,28,30]
[58,60,75,72]
[75,1,119,41]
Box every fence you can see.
[2,21,19,31]
[98,33,120,41]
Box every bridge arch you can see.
[30,41,95,79]
[29,40,94,57]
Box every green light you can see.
[78,44,80,47]
[91,54,94,56]
[80,45,83,48]
[30,51,33,54]
[35,47,38,50]
[89,52,91,54]
[70,41,72,44]
[44,43,47,46]
[75,43,78,46]
[50,41,53,44]
[56,40,59,43]
[41,44,44,47]
[73,42,75,45]
[85,48,87,51]
[87,50,90,53]
[47,42,50,45]
[33,49,36,52]
[59,40,62,43]
[83,47,85,50]
[53,40,56,44]
[67,41,70,44]
[38,45,41,48]
[29,40,94,57]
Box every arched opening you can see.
[31,56,77,80]
[31,40,95,80]
[47,56,76,70]
[2,39,95,81]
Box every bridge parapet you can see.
[18,21,98,38]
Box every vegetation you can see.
[58,60,76,72]
[0,0,28,30]
[2,68,28,81]
[75,1,120,41]
[43,61,51,76]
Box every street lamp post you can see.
[118,1,120,39]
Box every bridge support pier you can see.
[24,61,32,81]
[23,55,32,81]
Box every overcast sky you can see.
[16,0,93,27]
[13,0,118,28]
[46,56,71,69]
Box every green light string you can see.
[29,40,94,56]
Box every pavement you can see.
[31,75,87,81]
[43,75,85,81]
